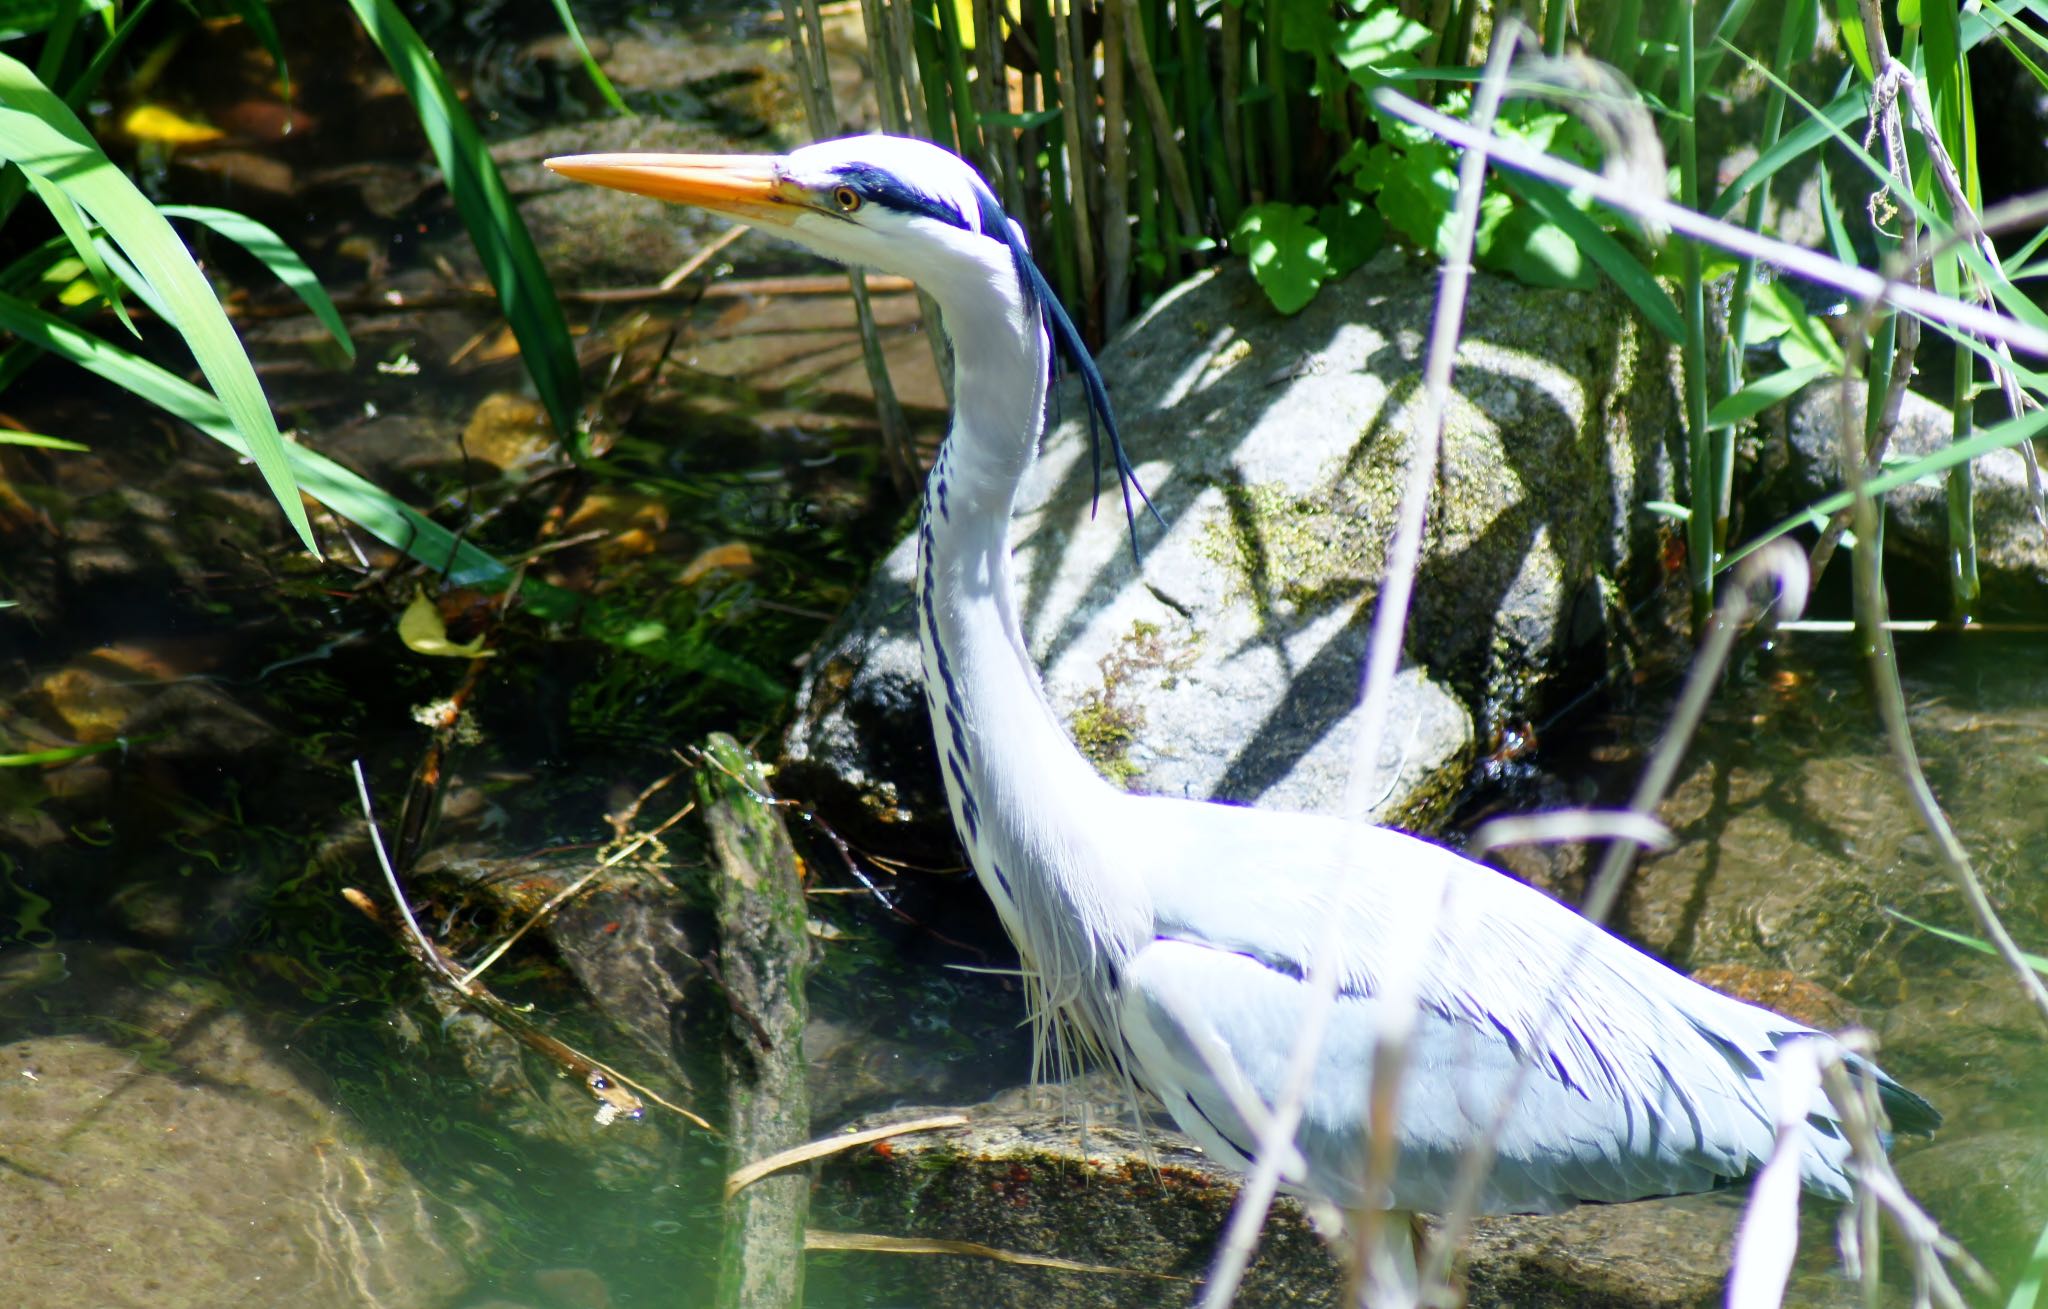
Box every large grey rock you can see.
[1778,385,2048,613]
[782,251,1677,854]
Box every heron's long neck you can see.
[914,292,1118,936]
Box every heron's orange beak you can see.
[542,153,802,227]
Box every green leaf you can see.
[1919,0,1974,208]
[1366,140,1455,250]
[1334,4,1433,76]
[0,430,88,450]
[1717,39,1947,238]
[1276,0,1339,53]
[0,739,141,766]
[2009,1218,2048,1309]
[1706,362,1836,426]
[59,0,161,114]
[19,165,135,336]
[158,205,354,360]
[0,55,314,551]
[1816,162,1859,269]
[1887,908,2048,974]
[345,0,582,450]
[981,107,1063,129]
[1232,203,1327,314]
[1316,198,1382,278]
[1484,204,1591,289]
[1834,0,1875,81]
[1492,106,1571,157]
[1747,280,1844,368]
[1499,172,1684,341]
[0,292,778,698]
[1991,24,2048,96]
[1708,86,1867,219]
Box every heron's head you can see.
[546,133,1158,548]
[544,135,1030,314]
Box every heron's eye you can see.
[832,185,862,213]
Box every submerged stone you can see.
[0,947,476,1308]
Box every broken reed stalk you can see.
[698,733,815,1309]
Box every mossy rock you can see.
[784,250,1681,863]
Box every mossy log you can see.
[698,733,812,1309]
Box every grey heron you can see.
[546,134,1936,1285]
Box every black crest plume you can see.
[971,181,1163,557]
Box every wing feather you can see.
[1112,795,1862,1212]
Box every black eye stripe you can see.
[831,164,969,230]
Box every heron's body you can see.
[548,135,1936,1225]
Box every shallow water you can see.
[7,589,2043,1308]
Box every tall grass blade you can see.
[1720,0,1812,414]
[1834,0,1876,80]
[1706,362,1838,426]
[345,0,583,450]
[544,0,629,114]
[0,56,314,551]
[60,0,162,117]
[159,205,355,359]
[2010,1217,2048,1309]
[1887,908,2048,974]
[0,431,88,450]
[1675,1,1715,621]
[1920,0,1983,616]
[20,166,135,336]
[1500,172,1683,340]
[1703,92,1867,220]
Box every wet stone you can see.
[1621,702,2047,989]
[1767,385,2048,617]
[1687,963,1860,1031]
[1895,1127,2048,1285]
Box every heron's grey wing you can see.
[1118,936,1761,1213]
[1120,797,1845,1212]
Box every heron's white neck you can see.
[913,275,1142,1047]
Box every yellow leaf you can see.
[398,587,493,658]
[679,542,756,585]
[121,104,225,146]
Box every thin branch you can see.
[353,758,444,982]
